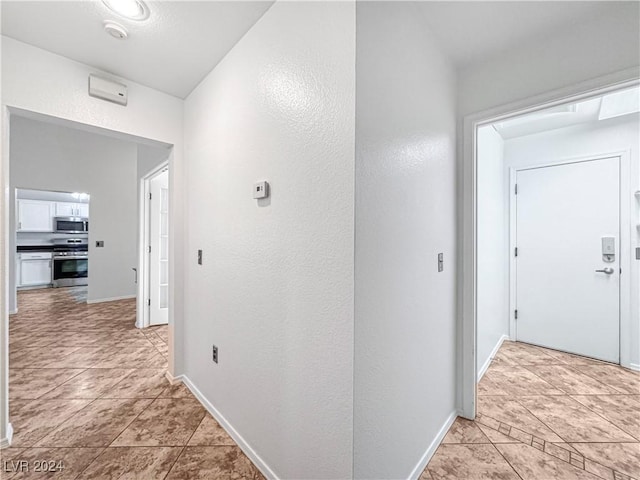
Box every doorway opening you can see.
[14,187,90,303]
[138,163,170,327]
[2,108,175,448]
[461,77,640,419]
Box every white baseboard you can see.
[87,294,136,304]
[0,423,13,449]
[628,363,640,372]
[477,334,509,382]
[407,410,458,480]
[164,371,183,386]
[181,375,279,480]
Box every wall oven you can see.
[54,216,89,234]
[53,238,88,287]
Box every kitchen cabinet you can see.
[17,200,54,232]
[17,252,52,287]
[55,202,89,217]
[77,203,89,217]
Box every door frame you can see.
[459,68,640,419]
[1,106,180,449]
[508,153,631,362]
[136,161,169,329]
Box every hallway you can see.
[423,341,640,480]
[1,288,264,479]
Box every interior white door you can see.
[149,169,169,325]
[515,157,620,363]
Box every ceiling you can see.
[1,1,633,98]
[1,1,274,98]
[416,1,626,68]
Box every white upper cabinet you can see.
[17,200,54,232]
[55,202,89,217]
[55,202,76,217]
[76,203,89,217]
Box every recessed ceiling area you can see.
[0,1,274,98]
[416,1,633,68]
[493,86,640,139]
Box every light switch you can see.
[253,181,269,199]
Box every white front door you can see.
[149,169,169,325]
[515,156,620,363]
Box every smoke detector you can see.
[104,21,128,40]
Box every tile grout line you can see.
[13,396,102,450]
[69,446,108,480]
[160,401,208,479]
[490,442,526,480]
[476,412,635,480]
[513,387,636,446]
[568,394,640,442]
[566,365,631,395]
[9,367,89,400]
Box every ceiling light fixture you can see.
[104,21,129,40]
[102,0,150,21]
[598,87,640,121]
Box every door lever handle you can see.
[595,267,614,275]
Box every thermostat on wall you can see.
[253,181,269,199]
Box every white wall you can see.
[458,3,640,116]
[504,114,640,367]
[1,36,184,446]
[476,125,508,377]
[137,145,170,183]
[182,2,355,479]
[10,116,140,304]
[354,3,457,478]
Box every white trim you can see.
[628,363,640,372]
[407,410,458,480]
[0,423,13,449]
[164,370,183,386]
[508,168,517,340]
[181,375,279,480]
[477,335,509,382]
[1,106,10,448]
[136,177,147,329]
[508,152,631,366]
[86,294,136,304]
[8,309,16,315]
[461,69,640,419]
[137,162,169,329]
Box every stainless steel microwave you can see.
[54,216,89,234]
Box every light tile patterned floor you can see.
[1,287,264,479]
[422,340,640,480]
